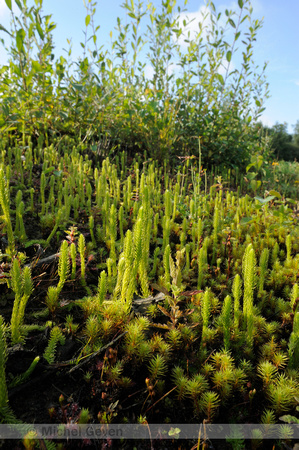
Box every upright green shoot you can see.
[10,260,33,344]
[242,244,256,349]
[0,166,15,255]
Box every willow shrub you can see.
[0,0,269,169]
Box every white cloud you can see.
[0,0,19,19]
[0,1,11,66]
[218,60,235,77]
[259,114,274,128]
[144,64,154,80]
[295,80,299,86]
[249,0,264,14]
[173,0,253,50]
[0,0,9,17]
[173,6,211,48]
[172,1,242,80]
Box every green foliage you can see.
[186,373,209,401]
[0,150,297,427]
[288,311,299,369]
[0,13,297,425]
[70,242,77,280]
[171,366,188,401]
[267,375,298,415]
[279,143,299,161]
[261,122,299,161]
[124,317,151,361]
[84,315,100,348]
[9,356,40,388]
[43,326,65,364]
[220,295,232,350]
[290,284,298,313]
[0,166,15,255]
[261,408,276,425]
[257,361,278,388]
[242,243,256,349]
[57,240,70,292]
[45,286,60,315]
[267,160,299,198]
[97,270,107,306]
[78,408,90,425]
[198,391,221,421]
[258,247,269,296]
[78,233,86,281]
[201,288,212,345]
[0,0,270,168]
[293,119,299,146]
[148,354,167,381]
[10,259,33,344]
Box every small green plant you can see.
[0,315,18,424]
[77,408,90,424]
[199,391,221,422]
[45,286,60,316]
[288,311,299,369]
[246,154,264,194]
[57,239,70,292]
[201,288,212,346]
[148,354,167,381]
[70,242,77,280]
[45,239,70,314]
[0,166,15,255]
[258,247,269,297]
[84,315,101,349]
[186,373,209,414]
[124,317,151,362]
[242,243,256,349]
[267,375,298,415]
[14,190,27,242]
[171,366,189,401]
[217,295,232,350]
[9,357,40,388]
[64,315,79,336]
[10,259,34,344]
[43,326,65,364]
[257,361,278,388]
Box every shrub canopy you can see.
[0,0,270,168]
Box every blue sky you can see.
[0,0,298,133]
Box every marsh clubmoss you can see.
[0,0,298,439]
